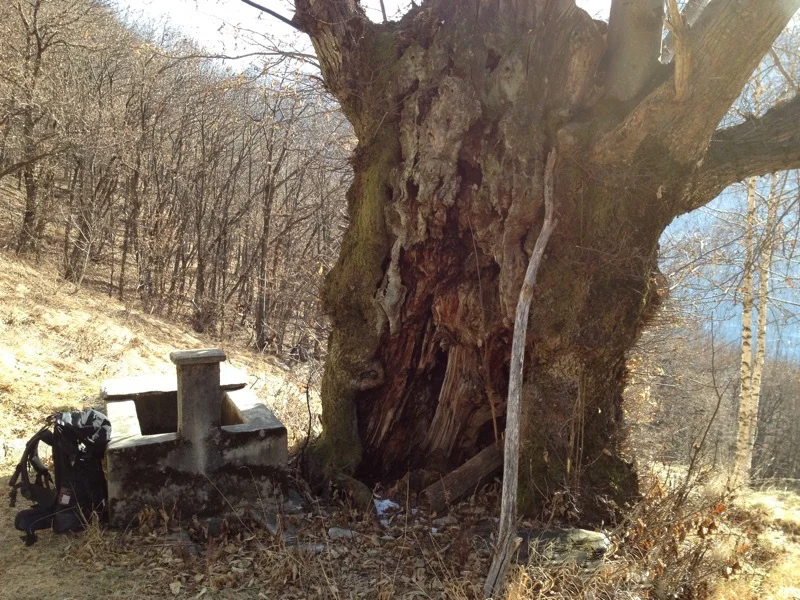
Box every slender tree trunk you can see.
[15,24,45,255]
[255,184,274,351]
[735,177,757,485]
[62,163,81,279]
[119,166,141,301]
[736,174,780,483]
[16,158,38,253]
[33,167,52,253]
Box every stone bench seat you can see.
[101,362,249,400]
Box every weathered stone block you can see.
[104,349,287,528]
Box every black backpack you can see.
[8,409,111,545]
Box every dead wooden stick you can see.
[484,149,558,599]
[421,444,503,515]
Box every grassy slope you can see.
[0,251,318,599]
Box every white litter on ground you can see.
[374,498,401,516]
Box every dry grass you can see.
[503,467,800,600]
[732,489,800,600]
[79,496,493,599]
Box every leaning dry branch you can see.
[484,149,558,599]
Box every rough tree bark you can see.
[275,0,800,518]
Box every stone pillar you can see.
[170,348,226,472]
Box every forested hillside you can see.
[3,1,798,487]
[0,0,349,358]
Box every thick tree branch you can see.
[292,0,376,129]
[603,0,664,102]
[292,2,367,73]
[293,0,367,38]
[684,94,800,211]
[593,0,800,166]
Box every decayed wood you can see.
[420,444,503,515]
[484,149,558,599]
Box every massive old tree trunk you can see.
[283,0,800,517]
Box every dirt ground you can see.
[0,523,144,599]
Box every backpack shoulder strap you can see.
[8,426,55,508]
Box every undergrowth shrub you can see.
[505,466,756,600]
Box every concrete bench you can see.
[104,349,288,527]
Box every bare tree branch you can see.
[156,49,320,69]
[769,48,800,93]
[239,0,304,33]
[685,94,800,211]
[0,152,56,181]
